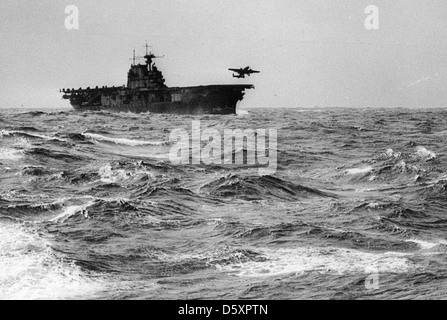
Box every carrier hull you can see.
[67,85,253,115]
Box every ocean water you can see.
[1,107,447,300]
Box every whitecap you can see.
[49,201,94,223]
[0,130,67,142]
[384,148,401,159]
[406,239,447,250]
[218,247,412,278]
[415,146,436,160]
[0,148,24,161]
[0,223,103,300]
[95,164,154,184]
[97,164,131,183]
[83,132,167,146]
[346,166,373,175]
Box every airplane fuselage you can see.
[229,67,260,79]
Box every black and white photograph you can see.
[1,0,447,303]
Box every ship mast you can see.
[130,49,136,66]
[142,42,164,72]
[143,43,151,56]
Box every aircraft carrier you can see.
[61,48,254,115]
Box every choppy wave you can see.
[24,148,85,161]
[0,222,104,300]
[2,107,447,299]
[1,130,67,142]
[200,174,335,201]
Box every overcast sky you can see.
[1,0,447,109]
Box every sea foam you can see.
[218,246,412,277]
[83,132,167,146]
[0,223,103,300]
